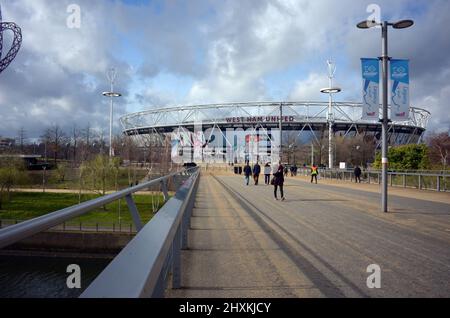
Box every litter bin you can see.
[238,167,243,175]
[234,167,239,174]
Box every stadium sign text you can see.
[226,116,296,124]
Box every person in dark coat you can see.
[253,162,261,186]
[354,166,362,183]
[243,162,252,186]
[273,162,285,201]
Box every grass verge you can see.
[0,192,167,224]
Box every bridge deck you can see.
[166,173,450,298]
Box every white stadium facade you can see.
[120,101,430,165]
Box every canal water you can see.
[0,255,110,298]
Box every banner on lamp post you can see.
[390,59,410,122]
[361,58,380,120]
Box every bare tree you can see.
[47,125,67,165]
[71,124,80,164]
[81,123,92,161]
[427,131,450,170]
[40,129,52,162]
[334,133,377,168]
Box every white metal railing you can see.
[80,168,200,298]
[0,168,196,249]
[307,169,449,192]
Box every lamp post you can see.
[102,68,122,158]
[320,60,342,170]
[357,19,413,212]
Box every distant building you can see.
[0,155,54,170]
[0,137,15,149]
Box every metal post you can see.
[172,225,181,289]
[328,94,333,169]
[125,194,144,232]
[311,143,314,165]
[403,174,406,188]
[104,68,121,158]
[381,21,389,212]
[109,95,113,157]
[161,180,170,202]
[108,69,115,158]
[42,167,46,193]
[437,176,441,192]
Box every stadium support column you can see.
[279,103,283,163]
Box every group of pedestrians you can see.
[243,162,364,202]
[243,161,285,201]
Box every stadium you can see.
[120,101,430,165]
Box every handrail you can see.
[304,168,448,192]
[0,168,197,249]
[316,169,450,177]
[81,168,200,298]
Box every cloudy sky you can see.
[0,0,449,139]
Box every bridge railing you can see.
[80,167,200,298]
[0,168,197,249]
[299,169,449,192]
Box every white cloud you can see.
[289,73,329,101]
[0,0,448,139]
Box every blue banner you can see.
[390,59,410,121]
[361,58,380,120]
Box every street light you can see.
[320,60,342,170]
[357,19,414,212]
[103,68,122,158]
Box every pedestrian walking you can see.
[272,162,285,201]
[354,166,362,183]
[311,164,318,184]
[253,162,261,185]
[264,163,271,185]
[291,164,297,177]
[244,162,252,186]
[284,166,289,178]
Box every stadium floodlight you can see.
[393,20,414,29]
[357,20,380,29]
[102,92,122,98]
[320,88,342,94]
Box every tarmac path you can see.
[166,173,450,298]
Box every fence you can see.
[0,168,196,249]
[81,167,200,298]
[0,167,200,298]
[0,219,138,234]
[307,169,449,192]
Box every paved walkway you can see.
[166,173,450,298]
